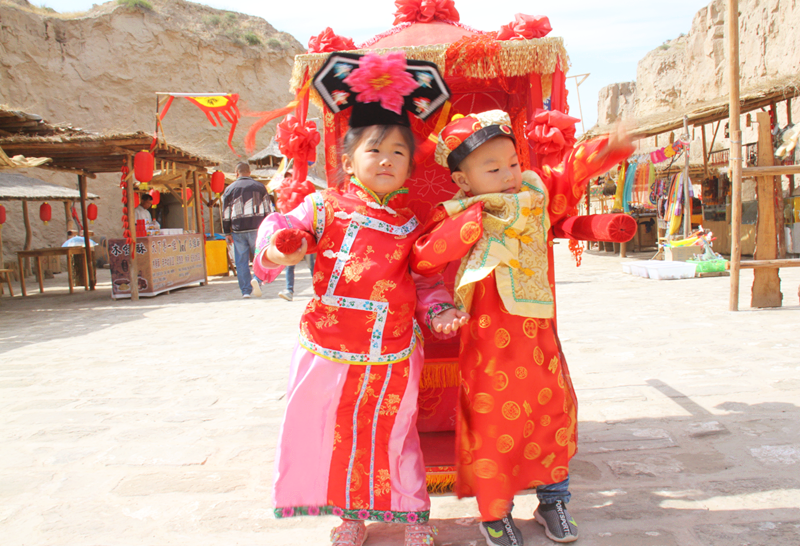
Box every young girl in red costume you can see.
[253,52,468,546]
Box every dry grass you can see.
[0,1,88,19]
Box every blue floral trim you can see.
[274,505,429,524]
[298,321,420,364]
[311,192,326,241]
[426,302,456,330]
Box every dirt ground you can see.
[1,243,799,546]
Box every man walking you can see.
[221,162,272,298]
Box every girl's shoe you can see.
[405,523,438,545]
[330,519,368,546]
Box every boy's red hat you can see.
[434,110,515,171]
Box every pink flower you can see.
[357,509,371,520]
[307,506,320,516]
[344,52,419,115]
[308,27,356,53]
[407,512,418,523]
[281,507,295,518]
[496,14,552,41]
[393,0,460,25]
[383,511,394,522]
[332,507,344,517]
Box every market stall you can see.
[0,171,100,296]
[0,129,219,301]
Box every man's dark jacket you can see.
[221,176,272,233]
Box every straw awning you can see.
[585,76,800,141]
[0,131,218,178]
[0,105,85,138]
[0,172,99,201]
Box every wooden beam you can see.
[751,111,781,308]
[22,199,32,276]
[701,124,709,179]
[36,164,97,178]
[740,259,800,269]
[182,172,189,232]
[741,165,800,177]
[729,0,743,312]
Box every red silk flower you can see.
[344,52,419,115]
[393,0,460,25]
[496,14,552,41]
[527,109,580,156]
[276,178,316,214]
[308,27,356,53]
[275,114,320,183]
[274,228,317,255]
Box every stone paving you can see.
[1,245,799,546]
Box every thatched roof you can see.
[249,140,284,163]
[0,131,219,177]
[0,172,99,201]
[585,76,800,141]
[0,105,86,138]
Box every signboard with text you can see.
[109,234,205,299]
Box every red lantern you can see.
[184,188,193,203]
[134,193,140,208]
[210,171,225,196]
[87,203,98,223]
[39,202,52,224]
[0,204,6,225]
[134,151,154,184]
[149,189,161,207]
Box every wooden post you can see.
[728,0,743,312]
[127,155,139,301]
[193,172,209,286]
[64,201,71,236]
[182,172,189,233]
[771,103,787,260]
[78,174,95,290]
[585,181,591,250]
[0,223,4,273]
[788,98,796,196]
[751,111,782,308]
[682,116,691,239]
[701,124,709,179]
[22,200,32,277]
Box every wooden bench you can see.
[17,247,88,296]
[0,268,13,297]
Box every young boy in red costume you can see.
[412,110,634,545]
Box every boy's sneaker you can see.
[242,293,251,299]
[250,278,262,297]
[330,519,367,546]
[534,500,578,543]
[479,514,524,546]
[278,290,293,301]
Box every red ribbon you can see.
[527,109,580,164]
[275,114,320,184]
[392,0,460,24]
[308,27,356,53]
[496,14,552,41]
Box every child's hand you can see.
[432,308,470,334]
[265,229,307,267]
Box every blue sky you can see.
[41,0,711,133]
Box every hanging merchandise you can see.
[39,202,52,224]
[622,160,637,213]
[612,163,626,211]
[87,203,98,223]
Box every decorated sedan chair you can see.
[252,0,635,493]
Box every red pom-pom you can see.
[274,229,317,255]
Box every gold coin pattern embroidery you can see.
[433,239,447,254]
[493,371,509,391]
[502,401,521,420]
[533,347,544,366]
[473,458,499,479]
[524,442,541,460]
[494,328,511,348]
[515,366,528,379]
[496,434,514,453]
[538,388,553,405]
[473,393,495,414]
[555,427,569,446]
[522,318,539,338]
[523,420,535,438]
[540,415,551,427]
[460,221,481,244]
[479,314,492,328]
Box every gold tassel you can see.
[426,471,457,494]
[419,360,460,389]
[290,38,570,109]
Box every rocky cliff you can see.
[0,0,303,260]
[598,0,800,125]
